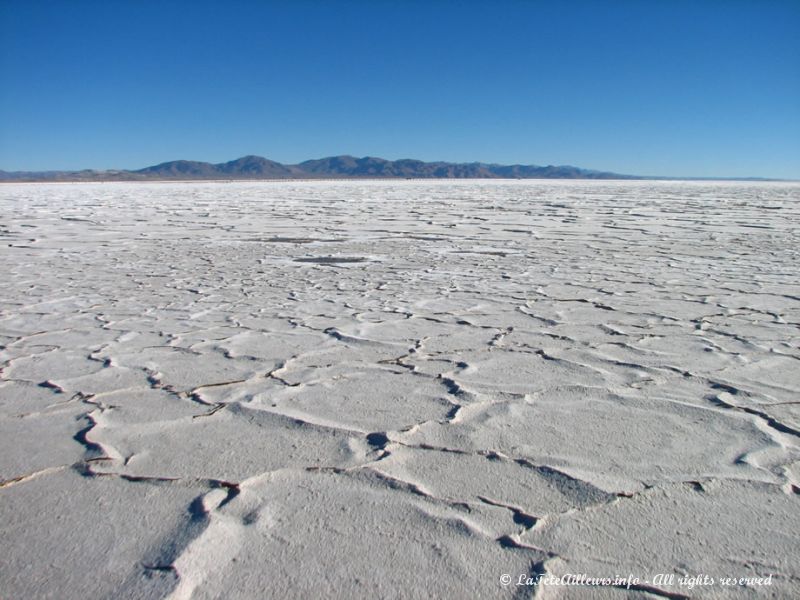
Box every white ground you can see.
[0,180,798,599]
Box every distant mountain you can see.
[216,155,296,177]
[136,160,220,178]
[133,155,297,179]
[0,155,639,181]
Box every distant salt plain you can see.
[1,180,798,599]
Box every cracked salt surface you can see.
[1,179,799,599]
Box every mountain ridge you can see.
[0,156,788,182]
[0,155,638,181]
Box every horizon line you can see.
[1,153,796,182]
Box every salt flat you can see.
[0,180,798,599]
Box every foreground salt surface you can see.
[0,181,798,599]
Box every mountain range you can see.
[0,155,636,181]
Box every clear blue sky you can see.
[1,0,798,177]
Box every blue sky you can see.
[1,0,798,177]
